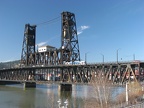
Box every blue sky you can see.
[0,0,144,63]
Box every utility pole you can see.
[126,82,129,105]
[85,52,89,64]
[100,53,104,64]
[117,49,120,64]
[133,54,135,61]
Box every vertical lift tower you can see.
[21,24,36,66]
[61,11,80,64]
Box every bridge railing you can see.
[87,60,143,65]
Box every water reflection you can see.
[18,88,36,108]
[0,84,124,108]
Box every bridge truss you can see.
[0,62,143,84]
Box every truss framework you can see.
[0,63,142,84]
[21,24,36,66]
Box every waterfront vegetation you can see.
[82,71,144,108]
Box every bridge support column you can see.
[59,83,72,91]
[23,82,36,88]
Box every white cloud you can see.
[81,26,90,30]
[77,25,90,35]
[77,31,83,35]
[36,41,47,47]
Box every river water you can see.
[0,84,124,108]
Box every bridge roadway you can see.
[0,60,144,86]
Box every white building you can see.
[38,45,56,52]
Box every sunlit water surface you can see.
[0,84,124,108]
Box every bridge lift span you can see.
[20,11,80,67]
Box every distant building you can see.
[38,45,56,52]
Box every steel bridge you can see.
[0,11,144,89]
[0,61,144,84]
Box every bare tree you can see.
[83,70,114,108]
[83,69,144,108]
[115,81,143,107]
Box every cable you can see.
[36,16,61,26]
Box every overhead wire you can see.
[35,16,61,47]
[36,16,61,26]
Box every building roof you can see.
[39,45,55,49]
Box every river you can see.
[0,84,124,108]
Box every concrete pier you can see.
[59,83,72,91]
[0,80,20,85]
[23,82,36,88]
